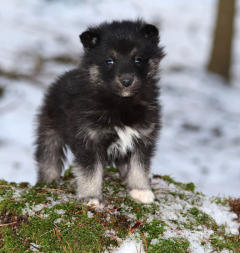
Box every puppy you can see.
[35,20,164,207]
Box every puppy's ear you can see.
[141,24,159,44]
[79,29,100,49]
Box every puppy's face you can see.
[80,21,164,97]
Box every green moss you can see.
[21,188,49,205]
[1,201,117,252]
[0,175,127,252]
[104,166,118,174]
[0,186,11,196]
[210,234,240,251]
[169,191,188,200]
[0,179,8,185]
[180,207,219,232]
[154,175,195,192]
[0,182,15,199]
[103,179,125,196]
[141,219,165,240]
[149,238,190,253]
[63,166,73,179]
[214,197,228,206]
[0,199,25,216]
[139,219,190,252]
[18,212,110,252]
[187,207,217,230]
[183,183,195,192]
[120,196,159,219]
[0,169,238,252]
[18,182,30,189]
[0,227,28,252]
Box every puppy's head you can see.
[80,20,164,97]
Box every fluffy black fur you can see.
[35,20,164,205]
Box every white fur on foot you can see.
[86,198,104,209]
[129,189,155,204]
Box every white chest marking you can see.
[107,126,140,157]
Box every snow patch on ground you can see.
[151,177,239,252]
[113,238,145,253]
[163,228,213,253]
[200,199,239,235]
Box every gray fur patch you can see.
[76,124,99,148]
[147,58,160,78]
[73,161,103,200]
[137,123,157,144]
[138,123,156,137]
[37,129,65,184]
[38,166,61,184]
[89,65,100,84]
[126,153,150,190]
[86,128,99,140]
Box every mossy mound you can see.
[0,168,239,252]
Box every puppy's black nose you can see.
[120,77,133,87]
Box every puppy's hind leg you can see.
[35,128,66,184]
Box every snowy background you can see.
[0,0,239,197]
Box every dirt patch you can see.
[229,198,240,233]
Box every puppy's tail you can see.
[35,123,66,184]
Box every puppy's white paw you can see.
[129,189,154,204]
[86,198,104,209]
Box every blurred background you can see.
[0,0,239,197]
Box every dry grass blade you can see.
[128,220,142,235]
[141,233,148,253]
[0,221,17,227]
[107,232,121,247]
[54,226,71,253]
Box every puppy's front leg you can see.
[127,152,154,204]
[72,160,104,208]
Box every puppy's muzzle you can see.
[120,77,133,87]
[119,74,134,87]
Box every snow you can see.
[163,228,214,253]
[200,199,239,234]
[151,177,239,252]
[113,238,145,253]
[152,70,240,197]
[0,2,239,251]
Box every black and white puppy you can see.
[35,20,164,207]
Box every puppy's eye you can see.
[106,58,115,65]
[134,57,142,65]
